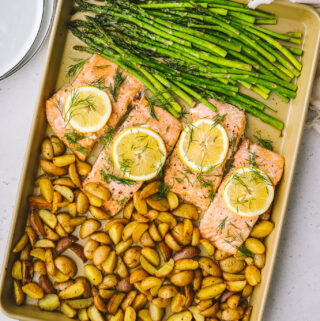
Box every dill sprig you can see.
[89,77,107,90]
[254,131,274,151]
[217,217,228,234]
[100,170,136,186]
[211,114,227,128]
[64,131,85,145]
[94,64,110,69]
[249,152,258,167]
[66,57,90,78]
[236,245,254,258]
[108,68,126,102]
[99,128,115,147]
[145,94,158,120]
[75,146,91,157]
[64,89,96,124]
[158,182,169,198]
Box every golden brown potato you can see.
[141,247,160,266]
[158,285,178,299]
[84,239,99,260]
[173,204,198,220]
[56,236,77,255]
[22,282,44,299]
[84,264,103,286]
[140,181,161,199]
[61,302,77,318]
[13,280,25,306]
[172,223,192,246]
[123,246,141,268]
[254,253,266,269]
[149,302,164,321]
[199,257,221,277]
[38,294,60,311]
[30,210,45,237]
[102,250,117,274]
[53,154,75,167]
[116,277,133,292]
[167,311,192,321]
[123,200,135,219]
[165,233,182,252]
[115,256,128,279]
[40,160,67,176]
[41,138,54,160]
[133,191,148,214]
[155,258,174,278]
[245,265,261,286]
[245,238,265,254]
[108,293,126,315]
[170,271,194,287]
[109,223,124,244]
[84,182,111,202]
[55,256,77,278]
[93,245,111,266]
[219,257,246,273]
[196,283,226,300]
[226,280,247,292]
[146,195,170,211]
[167,191,179,210]
[50,136,65,156]
[89,206,110,220]
[175,259,199,270]
[39,178,54,203]
[12,260,22,280]
[250,221,274,238]
[80,219,101,239]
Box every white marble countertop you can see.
[0,34,320,321]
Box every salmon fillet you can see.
[200,139,284,254]
[46,55,143,160]
[83,97,182,216]
[164,99,246,211]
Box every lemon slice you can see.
[112,127,167,181]
[223,167,274,217]
[178,118,229,172]
[64,86,112,133]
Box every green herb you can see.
[218,217,228,234]
[196,172,215,202]
[64,131,85,145]
[236,245,254,258]
[158,182,169,198]
[100,170,136,186]
[229,137,237,152]
[254,131,274,151]
[64,89,96,124]
[211,114,227,128]
[145,94,158,120]
[94,64,110,69]
[75,146,91,157]
[66,57,89,78]
[119,198,127,206]
[99,128,115,147]
[89,77,107,90]
[249,152,258,167]
[108,68,126,102]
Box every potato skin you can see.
[173,246,200,261]
[39,275,56,294]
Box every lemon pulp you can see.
[64,86,112,133]
[112,127,167,181]
[178,118,229,172]
[223,167,274,217]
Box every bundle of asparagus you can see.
[69,0,303,130]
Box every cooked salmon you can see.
[200,139,284,254]
[83,97,182,216]
[164,99,246,210]
[46,55,143,160]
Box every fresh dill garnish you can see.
[75,146,91,156]
[145,94,158,120]
[64,131,85,145]
[89,77,106,90]
[64,89,96,124]
[218,217,228,234]
[108,68,126,102]
[66,57,89,78]
[196,172,215,202]
[158,182,169,198]
[186,124,195,153]
[119,198,127,206]
[236,245,254,258]
[99,128,115,147]
[211,113,227,128]
[254,131,273,151]
[94,64,110,69]
[249,152,258,167]
[100,170,136,186]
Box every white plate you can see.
[0,0,56,80]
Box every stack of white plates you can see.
[0,0,56,80]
